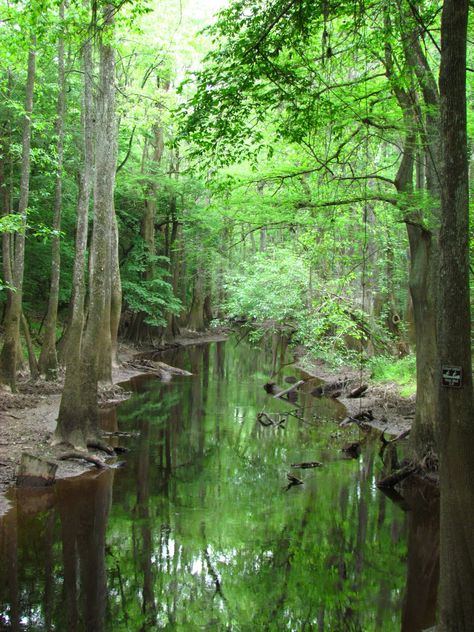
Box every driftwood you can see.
[17,453,58,487]
[290,461,322,469]
[125,358,192,378]
[348,384,368,398]
[58,451,107,469]
[376,463,418,489]
[273,380,304,400]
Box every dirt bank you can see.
[0,330,228,498]
[295,349,415,437]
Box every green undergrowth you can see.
[368,354,416,397]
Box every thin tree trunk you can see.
[110,211,121,366]
[21,311,39,380]
[438,1,474,628]
[39,2,66,379]
[0,40,36,391]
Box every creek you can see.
[0,338,438,631]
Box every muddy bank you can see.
[295,349,415,437]
[0,330,227,497]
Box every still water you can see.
[0,339,438,631]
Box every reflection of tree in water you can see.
[57,470,114,632]
[0,340,434,630]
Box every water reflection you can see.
[0,339,438,630]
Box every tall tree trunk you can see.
[385,13,439,461]
[187,268,206,331]
[110,211,121,365]
[79,3,117,436]
[0,40,36,390]
[56,4,117,446]
[39,2,66,379]
[437,1,474,628]
[56,3,94,445]
[126,109,166,343]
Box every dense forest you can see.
[0,0,473,630]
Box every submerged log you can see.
[17,453,58,487]
[291,461,322,469]
[287,472,303,485]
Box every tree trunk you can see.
[187,269,206,331]
[110,211,122,366]
[38,3,66,379]
[21,312,39,380]
[0,40,36,391]
[56,6,94,445]
[385,15,439,461]
[438,1,474,628]
[56,2,119,446]
[79,2,117,434]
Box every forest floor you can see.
[0,330,415,514]
[0,329,228,506]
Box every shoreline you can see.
[0,330,228,506]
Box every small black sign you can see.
[442,366,463,388]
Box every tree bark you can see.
[56,6,94,445]
[0,40,36,390]
[437,1,474,628]
[56,4,117,447]
[385,12,439,460]
[38,2,66,379]
[79,2,117,434]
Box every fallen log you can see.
[273,380,304,400]
[348,384,368,398]
[154,361,192,376]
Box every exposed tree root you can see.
[87,439,115,455]
[377,463,418,489]
[58,451,107,469]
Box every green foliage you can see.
[121,244,182,326]
[369,354,416,397]
[223,247,307,326]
